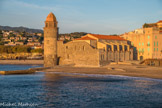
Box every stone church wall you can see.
[57,41,100,67]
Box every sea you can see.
[0,65,162,108]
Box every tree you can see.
[21,31,26,37]
[0,30,3,41]
[0,35,3,41]
[0,45,32,53]
[38,36,44,43]
[17,40,24,42]
[0,41,4,45]
[64,39,70,43]
[9,33,15,37]
[0,30,3,36]
[31,48,43,53]
[143,23,149,28]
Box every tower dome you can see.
[46,12,57,22]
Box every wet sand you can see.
[0,60,43,65]
[43,64,162,79]
[1,60,162,79]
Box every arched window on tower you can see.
[54,23,56,27]
[46,23,48,27]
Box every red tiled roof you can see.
[89,34,126,41]
[75,36,96,40]
[157,20,162,23]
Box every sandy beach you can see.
[43,63,162,79]
[1,60,162,79]
[0,60,43,65]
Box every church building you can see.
[44,12,133,67]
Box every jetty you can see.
[0,67,49,75]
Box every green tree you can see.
[0,35,3,41]
[31,48,43,53]
[143,23,149,28]
[0,45,32,53]
[0,30,3,37]
[38,36,44,43]
[21,31,26,37]
[0,41,5,45]
[9,33,15,37]
[17,40,24,42]
[64,39,71,43]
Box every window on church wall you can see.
[54,23,56,27]
[67,54,69,59]
[83,46,85,51]
[119,45,122,51]
[107,45,111,51]
[66,46,68,49]
[114,45,117,51]
[124,45,127,51]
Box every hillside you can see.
[59,32,88,38]
[0,25,43,33]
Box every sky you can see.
[0,0,162,35]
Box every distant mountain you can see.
[0,25,43,33]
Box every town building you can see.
[44,12,133,67]
[120,21,162,60]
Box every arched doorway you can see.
[140,56,143,60]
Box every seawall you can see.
[0,67,49,75]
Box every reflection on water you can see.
[0,72,162,108]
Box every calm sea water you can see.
[0,65,162,108]
[0,64,43,71]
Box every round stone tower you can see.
[44,12,58,67]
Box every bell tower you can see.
[44,12,58,67]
